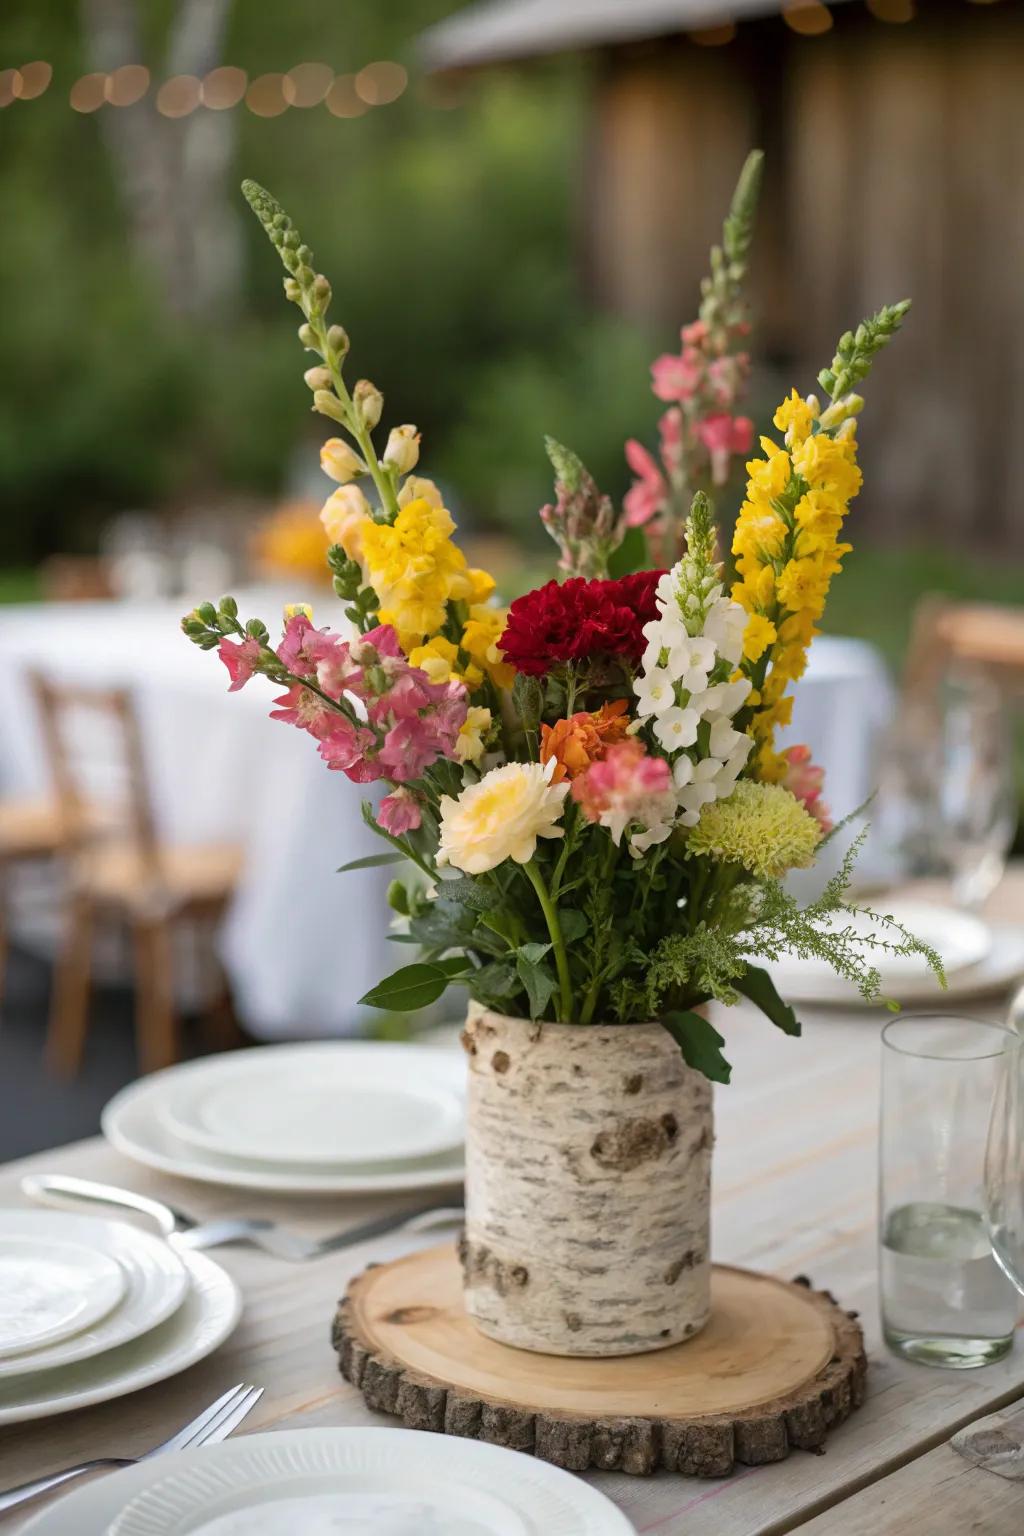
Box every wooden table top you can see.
[2,872,1023,1534]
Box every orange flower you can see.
[539,699,631,784]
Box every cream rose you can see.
[436,759,568,875]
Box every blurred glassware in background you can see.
[875,675,1017,908]
[881,1015,1019,1369]
[101,513,175,602]
[173,511,241,604]
[985,991,1024,1299]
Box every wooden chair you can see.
[0,799,67,1010]
[31,673,244,1077]
[904,595,1024,699]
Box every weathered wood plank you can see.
[789,1436,1024,1536]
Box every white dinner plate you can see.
[160,1056,462,1167]
[768,916,1024,1008]
[0,1211,189,1381]
[0,1217,125,1359]
[103,1044,466,1196]
[17,1429,635,1536]
[0,1248,239,1427]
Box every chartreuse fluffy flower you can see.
[436,759,569,875]
[687,780,822,878]
[731,302,910,780]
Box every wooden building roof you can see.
[421,0,856,70]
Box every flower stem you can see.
[312,316,400,523]
[525,860,573,1023]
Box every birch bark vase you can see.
[460,1007,714,1357]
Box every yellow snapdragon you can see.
[361,497,469,650]
[731,392,862,770]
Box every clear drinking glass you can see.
[876,677,1017,908]
[880,1016,1019,1367]
[985,1027,1024,1297]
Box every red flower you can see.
[498,572,663,677]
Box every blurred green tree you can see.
[0,0,656,564]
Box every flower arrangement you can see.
[183,171,939,1083]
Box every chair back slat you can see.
[30,673,160,873]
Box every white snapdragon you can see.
[632,547,753,828]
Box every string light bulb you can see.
[201,66,247,109]
[16,61,52,99]
[354,61,408,106]
[325,74,366,118]
[105,64,150,106]
[246,73,289,117]
[70,73,107,113]
[283,62,334,107]
[0,69,21,108]
[690,23,737,45]
[156,74,200,117]
[782,0,833,33]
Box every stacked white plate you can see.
[0,1209,239,1427]
[102,1042,466,1196]
[19,1428,636,1536]
[765,900,1024,1007]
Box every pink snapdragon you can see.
[318,719,377,774]
[378,786,423,835]
[572,740,677,854]
[218,636,263,692]
[651,348,703,402]
[268,617,468,786]
[626,311,752,550]
[623,440,667,528]
[781,744,833,833]
[697,412,754,486]
[269,683,346,740]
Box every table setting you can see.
[4,150,1024,1536]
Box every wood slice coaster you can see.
[332,1242,866,1477]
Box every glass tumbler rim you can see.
[881,1014,1015,1063]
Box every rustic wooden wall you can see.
[581,2,1024,557]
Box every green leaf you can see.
[441,878,499,913]
[661,1011,733,1084]
[517,954,557,1020]
[518,941,552,965]
[337,852,403,873]
[734,964,801,1038]
[385,933,420,944]
[481,909,527,949]
[358,964,453,1012]
[469,961,520,1005]
[435,956,473,977]
[408,903,475,949]
[557,908,588,943]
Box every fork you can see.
[23,1174,464,1261]
[0,1381,264,1514]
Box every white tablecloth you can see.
[0,594,392,1038]
[0,601,894,1035]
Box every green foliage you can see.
[722,149,765,268]
[662,1012,732,1085]
[359,959,468,1012]
[338,853,405,872]
[0,4,604,561]
[818,300,912,401]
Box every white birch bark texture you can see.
[461,1008,714,1357]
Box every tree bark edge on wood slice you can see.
[332,1246,867,1477]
